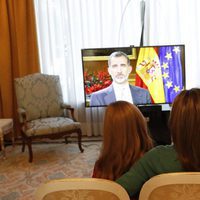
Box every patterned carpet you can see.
[0,141,101,200]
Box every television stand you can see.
[137,105,171,146]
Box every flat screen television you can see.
[81,44,185,110]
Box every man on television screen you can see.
[90,51,151,106]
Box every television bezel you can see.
[81,44,186,110]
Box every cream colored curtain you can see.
[34,0,200,136]
[143,0,200,89]
[34,0,143,136]
[0,0,40,136]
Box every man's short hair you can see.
[108,51,130,66]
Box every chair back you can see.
[14,73,64,121]
[35,178,130,200]
[139,172,200,200]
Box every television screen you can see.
[81,45,185,109]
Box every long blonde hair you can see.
[94,101,153,180]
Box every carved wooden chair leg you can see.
[27,138,33,163]
[0,132,6,158]
[77,129,84,152]
[11,128,15,148]
[21,133,26,152]
[64,136,69,144]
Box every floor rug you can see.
[0,141,101,200]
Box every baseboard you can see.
[4,136,103,146]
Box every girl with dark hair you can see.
[116,88,200,198]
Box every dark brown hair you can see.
[169,88,200,171]
[94,101,153,180]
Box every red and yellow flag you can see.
[136,47,165,103]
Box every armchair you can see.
[139,172,200,200]
[14,73,84,162]
[34,178,130,200]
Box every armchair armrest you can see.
[61,103,77,122]
[17,108,27,122]
[61,103,72,109]
[17,108,28,130]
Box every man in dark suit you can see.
[90,51,151,106]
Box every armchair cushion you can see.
[22,117,81,137]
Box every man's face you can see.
[108,56,132,84]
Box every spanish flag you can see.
[136,47,165,103]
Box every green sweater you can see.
[116,145,183,197]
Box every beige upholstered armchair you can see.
[14,73,84,162]
[139,172,200,200]
[34,178,130,200]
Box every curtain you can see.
[143,0,200,89]
[34,0,143,136]
[0,0,40,136]
[0,87,3,117]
